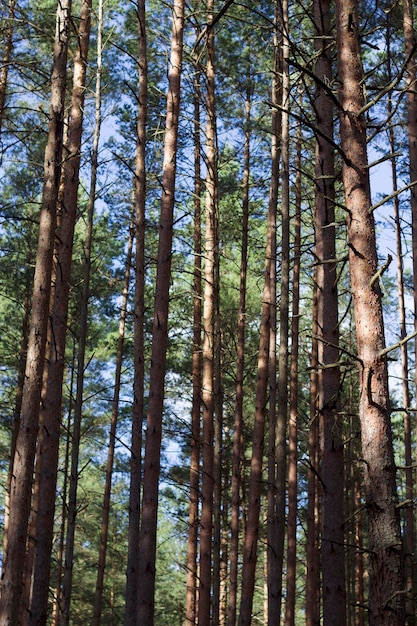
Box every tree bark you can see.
[29,3,92,622]
[136,1,184,622]
[124,0,147,621]
[335,0,405,622]
[60,0,103,619]
[0,0,71,621]
[314,0,346,621]
[184,27,202,626]
[0,0,16,136]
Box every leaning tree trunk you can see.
[136,1,184,622]
[0,0,71,622]
[335,0,405,623]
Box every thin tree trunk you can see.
[314,0,346,621]
[266,4,280,620]
[284,109,301,626]
[92,221,133,626]
[335,1,405,622]
[136,1,184,622]
[124,0,147,621]
[273,0,290,619]
[60,0,103,619]
[228,71,251,626]
[237,87,276,626]
[184,33,202,626]
[29,3,92,622]
[306,283,320,626]
[197,1,217,622]
[0,0,16,136]
[0,1,71,621]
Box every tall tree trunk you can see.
[185,34,202,626]
[136,1,184,622]
[0,0,16,136]
[386,19,414,621]
[0,1,71,621]
[197,1,217,622]
[92,221,133,625]
[237,80,276,626]
[273,0,290,619]
[228,71,251,626]
[266,3,280,620]
[60,0,103,619]
[315,0,346,622]
[284,109,301,626]
[29,3,92,622]
[124,1,147,622]
[335,0,405,622]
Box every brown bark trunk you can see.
[60,0,103,619]
[184,29,202,626]
[124,1,147,622]
[284,108,301,626]
[266,3,280,620]
[136,1,184,622]
[0,0,16,136]
[314,0,346,622]
[29,4,92,623]
[273,0,290,619]
[197,2,217,622]
[0,1,70,621]
[335,0,405,622]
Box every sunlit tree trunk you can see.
[0,0,16,136]
[29,3,92,622]
[136,1,184,622]
[0,1,71,622]
[197,1,217,622]
[335,0,405,622]
[124,1,147,621]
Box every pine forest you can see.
[1,0,417,623]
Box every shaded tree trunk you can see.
[0,1,71,621]
[0,0,16,136]
[60,0,103,619]
[92,221,133,625]
[314,0,346,621]
[136,1,184,622]
[335,0,405,622]
[124,0,147,621]
[284,109,301,626]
